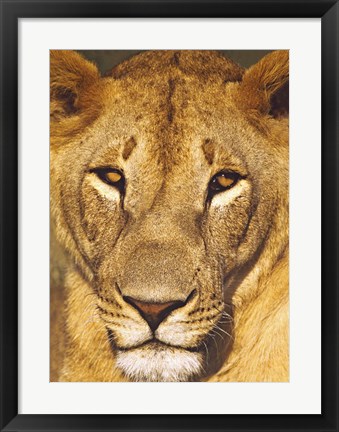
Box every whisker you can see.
[218,319,233,324]
[83,292,97,300]
[79,301,97,320]
[213,305,234,323]
[199,363,207,377]
[202,341,209,365]
[209,332,220,358]
[221,311,233,321]
[78,313,99,332]
[214,324,234,341]
[211,328,225,343]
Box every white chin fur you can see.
[116,345,203,382]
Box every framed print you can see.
[0,0,338,431]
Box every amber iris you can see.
[105,171,122,183]
[209,171,240,194]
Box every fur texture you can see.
[50,50,289,382]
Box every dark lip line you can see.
[113,337,201,353]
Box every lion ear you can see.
[50,50,100,121]
[235,50,289,118]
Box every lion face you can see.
[51,50,288,381]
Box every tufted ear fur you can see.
[50,50,100,121]
[234,50,289,118]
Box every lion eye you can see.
[209,171,240,194]
[91,167,125,192]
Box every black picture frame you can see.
[0,1,338,431]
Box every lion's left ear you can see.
[50,50,100,121]
[234,50,289,118]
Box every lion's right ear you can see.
[50,50,100,121]
[233,50,289,119]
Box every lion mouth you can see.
[114,338,201,353]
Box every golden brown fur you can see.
[50,50,289,382]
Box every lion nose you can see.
[123,296,185,331]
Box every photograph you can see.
[50,49,289,383]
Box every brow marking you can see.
[202,138,215,165]
[122,136,137,160]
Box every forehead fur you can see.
[107,50,244,83]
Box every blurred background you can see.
[77,50,273,73]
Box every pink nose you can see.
[123,296,185,331]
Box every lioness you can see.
[50,50,289,382]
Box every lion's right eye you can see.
[90,167,125,193]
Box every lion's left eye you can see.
[208,171,241,194]
[90,167,125,193]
